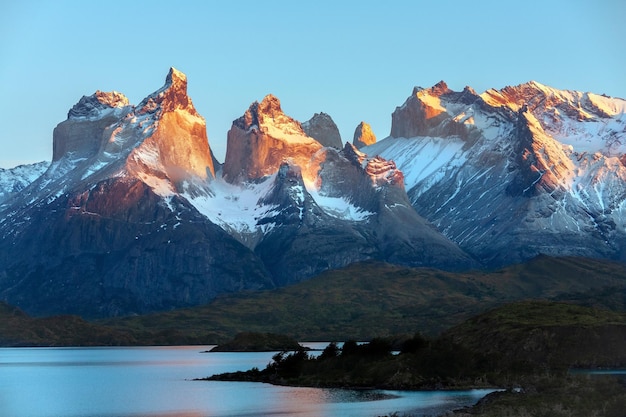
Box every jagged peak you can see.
[165,67,187,88]
[430,80,451,96]
[341,143,403,188]
[342,142,367,166]
[463,86,478,95]
[258,94,283,116]
[353,121,376,149]
[277,159,303,179]
[412,86,424,95]
[234,94,306,137]
[136,67,198,117]
[236,94,284,130]
[67,90,130,119]
[409,81,453,102]
[306,112,332,122]
[482,80,613,120]
[302,112,342,148]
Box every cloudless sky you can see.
[0,0,624,167]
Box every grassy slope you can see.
[103,255,626,343]
[452,374,626,417]
[0,302,135,346]
[444,301,626,369]
[2,255,626,345]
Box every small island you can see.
[207,331,305,352]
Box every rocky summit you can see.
[352,121,377,149]
[302,112,343,149]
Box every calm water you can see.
[0,344,495,417]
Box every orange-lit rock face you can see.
[51,68,215,193]
[127,109,215,184]
[390,81,471,139]
[223,94,323,183]
[125,68,215,186]
[353,121,376,149]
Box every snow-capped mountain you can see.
[3,69,625,317]
[0,69,474,317]
[0,161,49,206]
[187,94,475,285]
[365,81,626,266]
[0,69,272,317]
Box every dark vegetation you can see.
[203,301,626,389]
[103,255,626,344]
[1,255,625,346]
[203,301,626,417]
[208,332,303,352]
[202,335,486,390]
[0,302,134,346]
[452,375,626,417]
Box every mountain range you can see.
[1,68,624,317]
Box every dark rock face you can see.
[254,162,373,286]
[0,178,274,317]
[302,112,343,148]
[328,144,475,270]
[0,69,263,318]
[251,149,477,285]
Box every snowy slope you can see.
[0,161,49,205]
[366,81,626,265]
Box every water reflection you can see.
[0,346,495,417]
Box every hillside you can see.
[102,255,626,343]
[2,255,625,346]
[444,300,626,369]
[0,302,134,346]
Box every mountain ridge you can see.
[366,79,626,266]
[0,69,475,317]
[1,70,625,317]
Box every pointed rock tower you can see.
[222,94,323,183]
[302,112,343,148]
[0,68,273,318]
[352,121,376,149]
[126,67,216,186]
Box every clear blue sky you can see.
[1,0,624,168]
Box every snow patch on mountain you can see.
[183,175,279,239]
[307,185,373,221]
[184,172,374,244]
[0,161,49,205]
[365,136,467,195]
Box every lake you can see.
[0,344,496,417]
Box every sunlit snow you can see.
[365,136,467,192]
